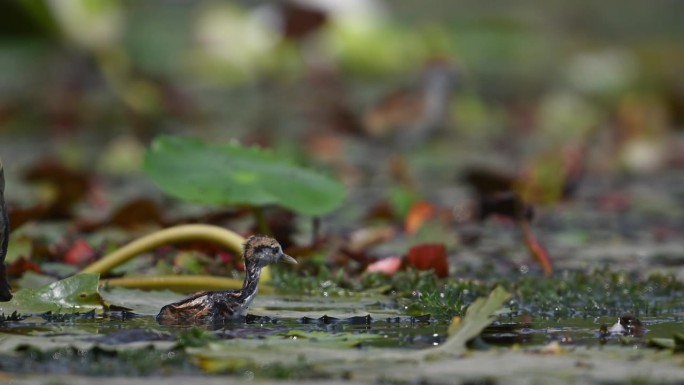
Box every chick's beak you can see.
[279,253,298,265]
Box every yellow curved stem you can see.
[79,224,272,288]
[101,275,273,294]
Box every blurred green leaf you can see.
[144,135,346,216]
[388,187,420,219]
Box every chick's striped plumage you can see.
[156,235,295,325]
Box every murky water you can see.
[1,293,681,351]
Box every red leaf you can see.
[63,240,96,266]
[365,256,403,276]
[406,243,449,278]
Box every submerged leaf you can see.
[648,338,675,350]
[1,274,103,314]
[144,136,346,216]
[675,333,684,352]
[285,330,383,348]
[648,333,684,353]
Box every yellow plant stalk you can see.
[101,275,273,294]
[79,224,273,291]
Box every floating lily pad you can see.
[285,329,383,348]
[0,274,103,314]
[144,136,347,216]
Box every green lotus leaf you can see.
[144,136,346,216]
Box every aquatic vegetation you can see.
[272,265,684,323]
[175,327,218,348]
[144,135,346,217]
[3,274,103,314]
[507,268,684,319]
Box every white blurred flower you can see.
[195,4,278,73]
[290,0,384,18]
[48,0,124,50]
[539,92,600,140]
[565,50,638,95]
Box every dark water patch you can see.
[91,328,174,344]
[0,345,200,376]
[41,310,96,322]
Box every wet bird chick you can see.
[156,235,297,325]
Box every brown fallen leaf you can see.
[6,257,42,278]
[7,203,50,233]
[279,0,328,41]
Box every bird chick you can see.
[156,235,296,325]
